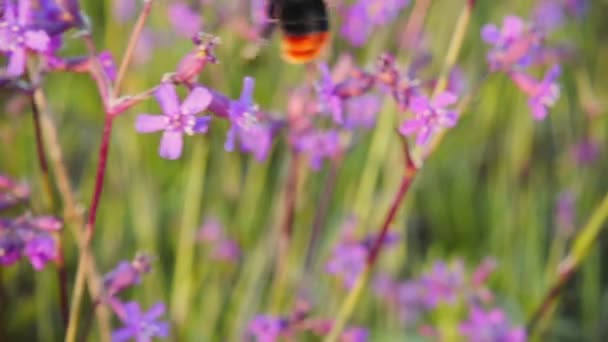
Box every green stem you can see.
[527,191,608,333]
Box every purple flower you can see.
[572,137,599,165]
[481,16,543,72]
[316,63,345,123]
[197,217,224,243]
[532,0,565,32]
[294,130,341,170]
[98,51,118,82]
[0,231,23,266]
[112,302,170,342]
[345,94,381,129]
[340,327,368,342]
[460,306,526,342]
[363,0,410,25]
[399,92,459,146]
[509,65,561,120]
[419,261,465,308]
[555,191,576,237]
[225,77,272,161]
[24,235,56,270]
[326,243,367,289]
[168,3,202,38]
[248,315,288,342]
[340,2,374,47]
[0,0,51,76]
[103,254,152,297]
[172,34,219,83]
[135,83,212,160]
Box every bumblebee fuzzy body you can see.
[268,0,330,64]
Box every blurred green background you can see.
[1,0,607,341]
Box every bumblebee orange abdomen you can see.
[271,0,330,64]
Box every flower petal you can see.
[143,302,166,320]
[159,131,183,160]
[440,111,459,127]
[181,87,212,115]
[481,25,500,44]
[529,100,548,121]
[24,30,50,52]
[432,92,457,108]
[502,15,525,37]
[112,328,134,342]
[399,119,424,136]
[155,83,180,116]
[18,0,31,25]
[6,48,26,77]
[192,116,212,134]
[135,114,168,133]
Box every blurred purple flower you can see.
[340,2,374,47]
[395,280,428,323]
[0,231,23,266]
[340,326,368,342]
[225,77,272,161]
[419,261,465,308]
[135,83,212,160]
[0,174,29,210]
[24,235,56,270]
[112,0,137,23]
[460,306,526,342]
[572,137,599,165]
[98,50,118,82]
[509,65,561,120]
[532,0,565,32]
[1,0,51,76]
[197,218,240,263]
[294,130,341,171]
[212,239,241,262]
[316,63,344,124]
[364,0,410,25]
[173,34,219,83]
[112,301,170,342]
[481,16,543,72]
[103,254,153,297]
[326,243,367,289]
[248,315,288,342]
[345,94,381,129]
[399,92,459,146]
[197,217,224,243]
[555,191,576,237]
[168,2,202,38]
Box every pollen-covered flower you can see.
[460,306,526,342]
[481,16,543,72]
[135,83,212,160]
[225,77,272,161]
[509,64,560,120]
[399,92,459,146]
[0,0,51,76]
[111,301,170,342]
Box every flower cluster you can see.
[248,299,368,342]
[482,15,561,120]
[197,217,241,263]
[0,213,62,270]
[373,259,525,341]
[101,254,169,341]
[340,0,411,47]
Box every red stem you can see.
[85,116,113,239]
[366,143,417,265]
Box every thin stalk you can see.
[65,115,114,342]
[527,191,608,333]
[30,92,70,328]
[113,0,154,96]
[33,75,111,342]
[271,152,301,310]
[324,141,417,342]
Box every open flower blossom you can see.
[460,306,526,342]
[399,92,459,146]
[111,301,170,342]
[0,0,51,77]
[135,83,212,160]
[225,76,272,161]
[509,64,561,120]
[481,16,543,72]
